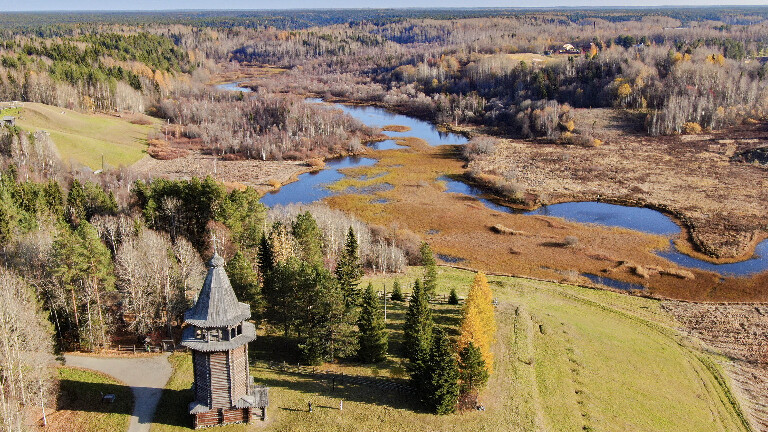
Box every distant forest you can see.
[2,8,768,426]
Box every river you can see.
[218,82,768,278]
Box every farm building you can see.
[2,116,15,127]
[181,253,268,428]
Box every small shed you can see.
[2,116,15,127]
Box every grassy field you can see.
[40,366,133,432]
[152,267,750,432]
[11,102,160,170]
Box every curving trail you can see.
[64,353,172,432]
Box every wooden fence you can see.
[266,361,415,395]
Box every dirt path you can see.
[63,353,172,432]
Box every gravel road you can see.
[64,353,173,432]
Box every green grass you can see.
[53,366,133,432]
[14,102,159,170]
[154,267,751,432]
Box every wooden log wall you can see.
[193,351,212,406]
[209,351,230,408]
[193,408,251,429]
[230,345,248,400]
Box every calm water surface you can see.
[439,177,768,276]
[219,83,767,277]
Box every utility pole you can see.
[383,283,387,322]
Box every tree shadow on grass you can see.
[253,371,425,413]
[57,379,133,415]
[58,379,190,427]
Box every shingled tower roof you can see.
[184,253,251,328]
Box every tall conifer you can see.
[403,279,432,365]
[335,227,363,308]
[357,282,388,363]
[420,242,437,297]
[416,328,459,414]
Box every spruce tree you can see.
[448,288,459,305]
[390,279,403,301]
[357,283,388,363]
[420,242,437,297]
[417,328,459,414]
[403,279,432,365]
[298,262,356,365]
[292,211,323,266]
[458,341,489,396]
[458,272,497,373]
[335,227,363,308]
[257,233,274,277]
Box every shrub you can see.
[682,122,702,134]
[563,236,579,247]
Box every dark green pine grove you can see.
[357,282,388,363]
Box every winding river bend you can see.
[218,83,768,278]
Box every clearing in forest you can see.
[14,102,160,170]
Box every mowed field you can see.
[12,102,160,170]
[150,267,750,432]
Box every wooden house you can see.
[181,253,268,428]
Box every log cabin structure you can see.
[181,253,268,428]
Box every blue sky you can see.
[3,1,768,11]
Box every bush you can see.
[682,122,702,135]
[563,236,579,247]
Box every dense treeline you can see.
[231,13,768,137]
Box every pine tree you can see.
[357,283,388,363]
[257,233,274,277]
[292,211,323,266]
[458,272,497,373]
[458,341,489,396]
[403,279,432,365]
[298,262,356,365]
[66,179,87,227]
[390,279,403,301]
[448,288,459,305]
[335,227,363,308]
[227,251,260,310]
[420,242,437,297]
[415,328,459,415]
[52,222,114,350]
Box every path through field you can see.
[64,353,172,432]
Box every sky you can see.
[2,1,768,11]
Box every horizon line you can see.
[2,5,768,13]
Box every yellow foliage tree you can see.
[458,272,497,373]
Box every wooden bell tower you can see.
[181,253,268,428]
